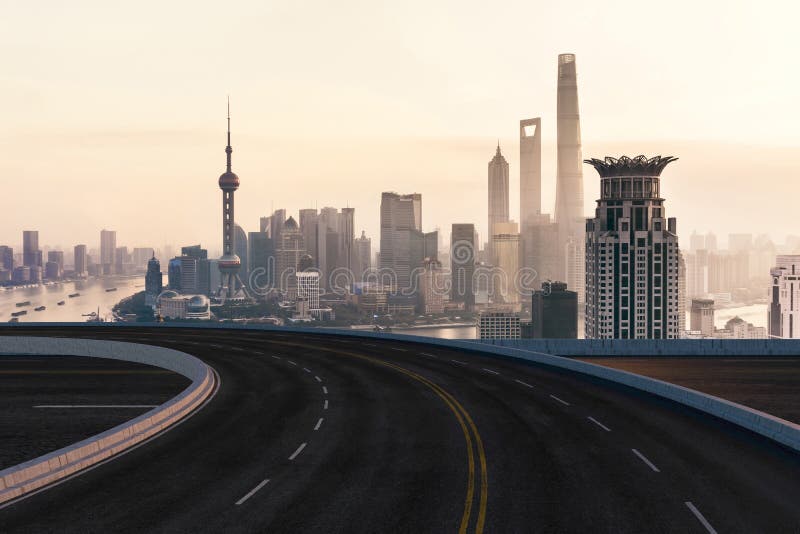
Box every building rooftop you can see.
[583,155,678,177]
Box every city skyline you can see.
[3,2,800,250]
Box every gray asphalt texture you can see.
[0,355,188,470]
[581,356,800,424]
[0,326,798,533]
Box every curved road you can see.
[1,326,799,533]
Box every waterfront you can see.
[0,277,141,323]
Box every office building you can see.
[715,317,767,339]
[0,246,13,271]
[419,258,446,314]
[379,192,422,293]
[769,255,800,338]
[690,298,715,338]
[555,54,585,298]
[276,217,306,293]
[491,221,521,308]
[299,208,320,270]
[23,231,41,268]
[296,271,321,310]
[476,310,521,340]
[488,143,510,261]
[100,229,116,275]
[451,223,476,309]
[530,281,578,338]
[355,231,372,280]
[145,254,163,307]
[12,266,30,284]
[248,231,274,291]
[584,155,681,339]
[73,245,87,276]
[114,246,130,275]
[341,207,355,273]
[132,247,152,269]
[181,245,208,260]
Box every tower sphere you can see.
[219,171,240,190]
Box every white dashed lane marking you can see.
[288,443,307,461]
[632,449,660,473]
[685,502,717,534]
[324,399,329,410]
[315,376,322,383]
[451,360,468,365]
[514,379,534,389]
[550,394,571,406]
[322,386,328,395]
[481,368,500,375]
[314,418,324,431]
[587,416,611,432]
[235,479,270,506]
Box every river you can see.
[1,276,142,323]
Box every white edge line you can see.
[550,394,570,406]
[288,442,307,461]
[514,379,534,388]
[0,367,222,512]
[587,416,611,432]
[685,502,717,534]
[235,478,270,505]
[631,449,660,473]
[314,417,324,431]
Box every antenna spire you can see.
[225,96,232,172]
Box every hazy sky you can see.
[3,0,800,254]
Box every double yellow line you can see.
[276,340,488,533]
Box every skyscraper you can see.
[341,207,355,273]
[355,230,371,279]
[23,231,41,268]
[769,255,800,338]
[519,118,542,231]
[299,208,320,269]
[584,155,680,339]
[531,281,578,338]
[492,221,521,308]
[488,143,509,262]
[276,217,306,293]
[555,53,585,301]
[74,245,87,276]
[0,246,14,271]
[379,192,422,292]
[217,101,243,299]
[451,223,476,309]
[145,254,163,307]
[100,229,116,275]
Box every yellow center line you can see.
[276,340,488,534]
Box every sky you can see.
[2,0,800,255]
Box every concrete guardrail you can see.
[0,336,216,505]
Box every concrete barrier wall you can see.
[472,338,800,357]
[0,337,215,505]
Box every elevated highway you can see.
[0,326,798,533]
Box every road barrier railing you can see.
[0,337,215,505]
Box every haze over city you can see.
[3,0,800,251]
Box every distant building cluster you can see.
[8,53,800,337]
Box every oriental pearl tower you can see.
[217,99,242,299]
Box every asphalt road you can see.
[0,355,188,470]
[0,326,799,533]
[578,356,800,424]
